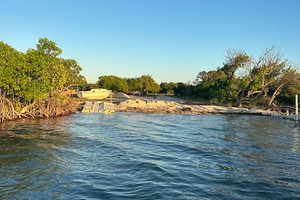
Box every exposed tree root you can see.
[0,93,79,123]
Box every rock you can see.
[113,92,131,99]
[81,101,115,113]
[80,98,281,117]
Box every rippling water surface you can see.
[1,113,300,199]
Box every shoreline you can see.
[1,97,296,124]
[81,98,284,117]
[0,96,80,124]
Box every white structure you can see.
[77,89,113,100]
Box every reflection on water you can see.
[0,117,73,199]
[1,113,300,199]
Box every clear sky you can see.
[1,0,299,84]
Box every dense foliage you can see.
[97,75,160,94]
[0,37,86,102]
[0,38,86,122]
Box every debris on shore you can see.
[81,101,114,113]
[80,99,279,116]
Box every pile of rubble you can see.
[80,98,277,116]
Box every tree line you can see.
[95,48,299,108]
[161,48,300,108]
[96,75,160,94]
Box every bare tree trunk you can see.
[236,97,241,107]
[268,82,285,108]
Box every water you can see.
[1,113,300,199]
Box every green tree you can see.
[174,82,188,96]
[160,82,178,94]
[235,48,297,107]
[193,48,298,107]
[0,41,26,98]
[36,37,62,57]
[97,75,128,93]
[23,48,66,101]
[139,75,160,94]
[0,38,87,121]
[62,59,87,86]
[0,38,86,102]
[125,78,142,93]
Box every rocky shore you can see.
[81,99,278,116]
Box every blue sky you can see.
[1,0,299,83]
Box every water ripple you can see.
[1,113,300,199]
